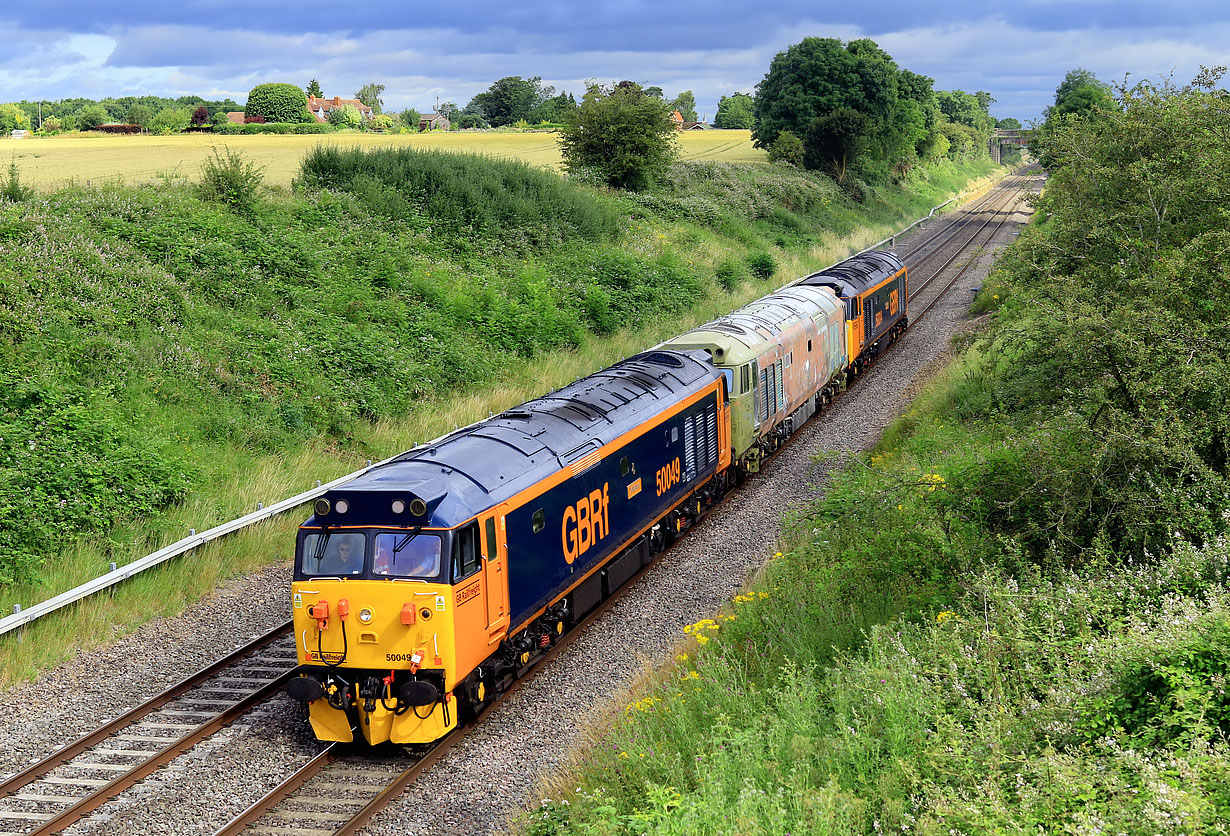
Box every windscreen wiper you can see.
[391,527,423,567]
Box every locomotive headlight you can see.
[391,499,406,514]
[359,608,373,624]
[313,498,330,516]
[335,499,349,514]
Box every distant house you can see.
[670,110,684,130]
[226,112,246,124]
[682,122,709,130]
[419,113,450,131]
[10,130,29,139]
[308,95,374,123]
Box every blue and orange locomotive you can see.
[284,252,906,744]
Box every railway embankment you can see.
[524,80,1230,832]
[0,146,1001,684]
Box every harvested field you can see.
[3,129,763,189]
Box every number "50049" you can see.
[655,457,681,497]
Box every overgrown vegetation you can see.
[523,71,1230,834]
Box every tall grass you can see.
[299,144,622,245]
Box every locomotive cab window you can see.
[620,456,631,477]
[452,523,481,581]
[373,531,442,579]
[532,509,545,533]
[740,364,751,394]
[807,339,812,352]
[299,531,367,577]
[484,517,498,561]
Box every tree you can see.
[438,102,460,121]
[644,86,665,99]
[714,93,755,129]
[327,104,362,128]
[75,104,109,130]
[531,92,577,124]
[804,108,872,183]
[126,104,153,129]
[355,82,385,115]
[245,83,313,123]
[1051,69,1115,119]
[0,103,32,133]
[307,78,323,98]
[558,81,678,190]
[190,106,210,127]
[466,76,549,127]
[670,90,697,122]
[1031,69,1116,168]
[753,36,940,182]
[148,108,190,135]
[996,117,1022,129]
[400,108,421,130]
[766,130,803,165]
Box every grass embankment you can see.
[0,146,1002,683]
[524,80,1230,833]
[2,130,764,189]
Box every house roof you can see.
[226,111,245,124]
[308,95,373,114]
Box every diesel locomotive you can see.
[284,251,907,745]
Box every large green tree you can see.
[754,36,944,182]
[558,81,678,190]
[355,82,385,115]
[306,78,323,98]
[467,76,551,127]
[714,93,755,129]
[670,90,697,122]
[1031,69,1117,168]
[245,83,313,123]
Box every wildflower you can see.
[618,751,629,759]
[676,653,688,662]
[937,610,956,624]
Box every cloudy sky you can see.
[1,1,1225,122]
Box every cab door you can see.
[481,513,509,642]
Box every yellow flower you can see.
[676,653,688,662]
[618,751,629,759]
[937,610,957,624]
[696,635,710,645]
[685,670,700,680]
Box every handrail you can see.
[0,453,392,637]
[0,174,999,639]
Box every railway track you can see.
[206,164,1043,836]
[902,165,1041,322]
[0,622,297,836]
[0,165,1041,836]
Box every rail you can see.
[0,170,1009,640]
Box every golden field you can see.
[2,129,764,189]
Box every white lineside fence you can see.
[0,180,994,639]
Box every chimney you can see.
[333,96,340,105]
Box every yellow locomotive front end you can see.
[286,521,464,745]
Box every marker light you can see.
[313,498,330,516]
[409,498,428,516]
[335,499,349,514]
[391,499,406,514]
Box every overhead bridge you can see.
[990,129,1031,163]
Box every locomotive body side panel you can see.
[502,386,722,631]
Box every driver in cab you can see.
[320,538,363,576]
